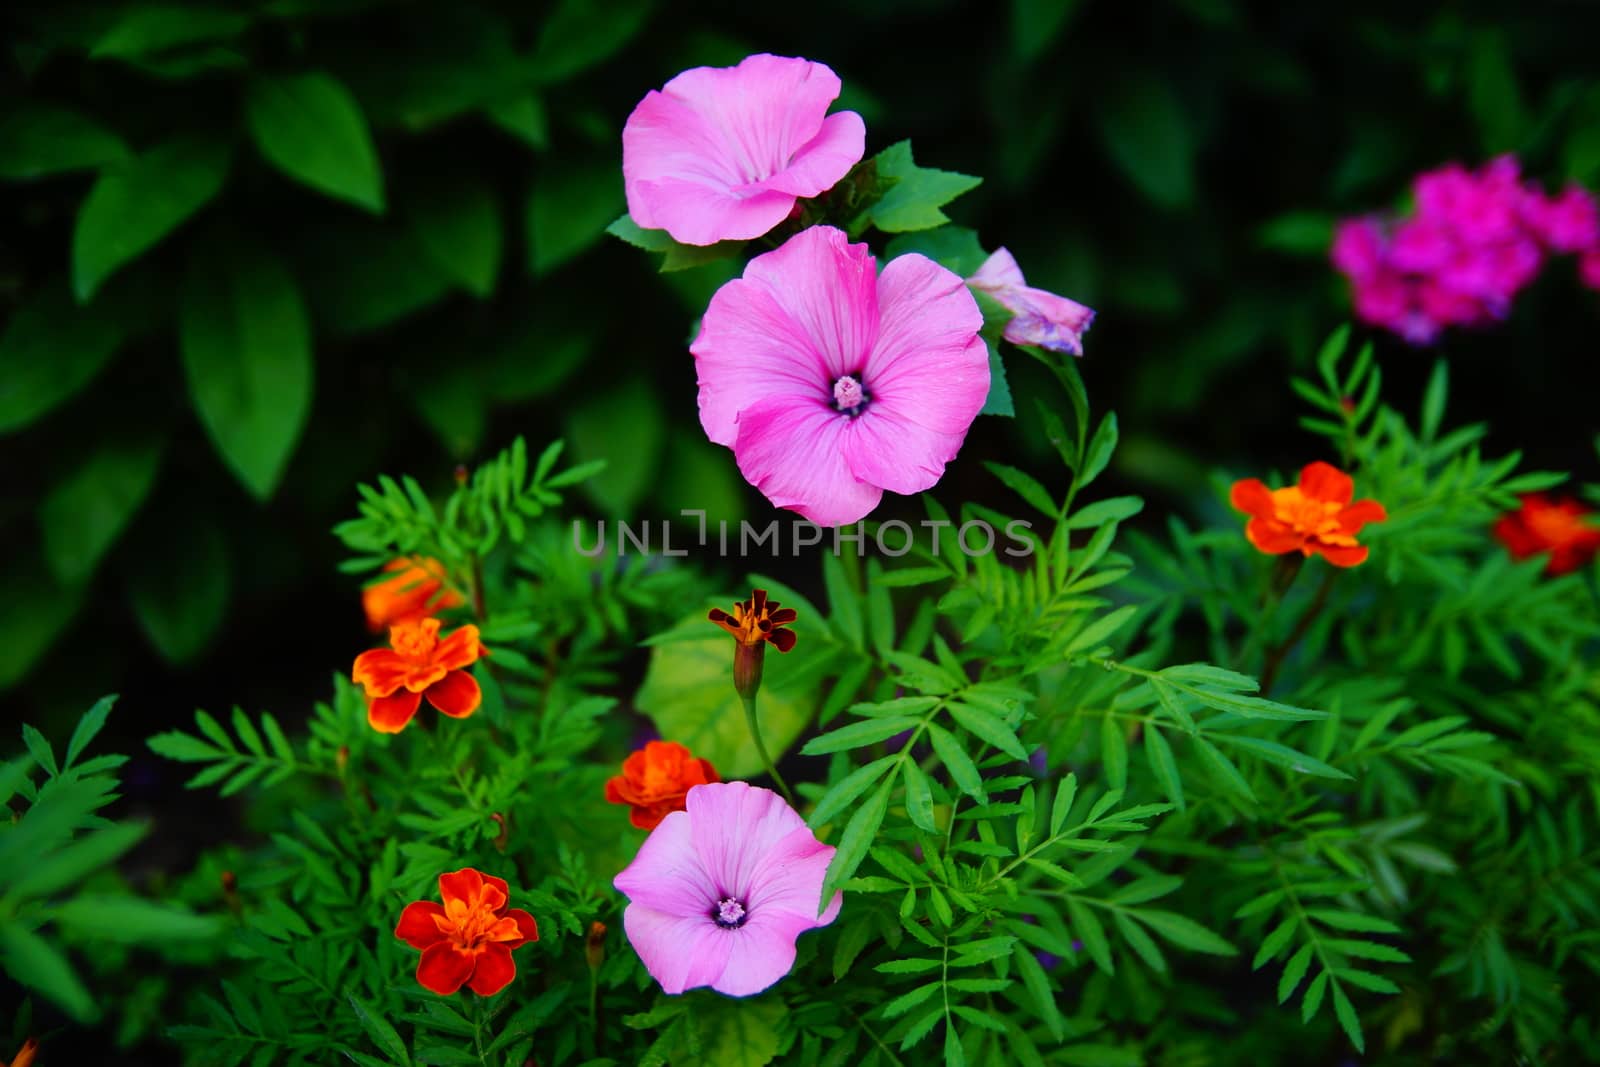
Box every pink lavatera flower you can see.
[622,54,866,246]
[968,248,1096,356]
[693,225,988,527]
[613,782,842,997]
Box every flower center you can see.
[713,897,748,929]
[832,375,869,417]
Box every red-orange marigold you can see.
[604,740,720,830]
[363,557,464,632]
[395,868,538,996]
[1493,493,1600,576]
[1229,461,1387,568]
[352,617,486,733]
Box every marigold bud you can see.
[585,920,607,971]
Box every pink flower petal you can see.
[742,226,878,381]
[750,111,866,198]
[613,810,716,918]
[621,54,865,245]
[733,393,883,526]
[842,405,971,497]
[969,248,1094,356]
[746,825,843,926]
[711,917,803,997]
[686,782,810,898]
[621,906,734,995]
[864,253,988,434]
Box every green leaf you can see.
[247,72,385,212]
[1078,412,1118,489]
[635,617,818,778]
[1214,735,1351,780]
[487,92,549,149]
[90,7,249,59]
[65,696,116,768]
[822,778,892,909]
[0,554,86,689]
[1278,943,1314,1003]
[1137,910,1236,956]
[852,141,982,235]
[51,897,221,944]
[0,922,96,1023]
[348,994,412,1067]
[1064,605,1138,656]
[408,173,502,297]
[0,284,127,434]
[606,214,675,252]
[528,156,623,275]
[39,437,163,585]
[902,760,936,832]
[1257,212,1335,255]
[1100,718,1127,792]
[1143,725,1183,812]
[128,518,230,664]
[1331,982,1364,1053]
[179,238,313,500]
[981,338,1016,417]
[985,462,1056,515]
[809,755,897,827]
[885,225,989,276]
[947,702,1029,761]
[801,717,921,756]
[530,0,654,85]
[1096,72,1194,208]
[9,821,148,900]
[72,135,231,301]
[1013,943,1066,1040]
[565,374,663,516]
[927,723,985,801]
[0,105,130,180]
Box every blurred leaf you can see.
[635,618,821,779]
[343,8,523,131]
[52,897,223,943]
[565,374,664,516]
[39,437,164,585]
[532,0,654,85]
[295,220,452,334]
[885,225,988,276]
[1011,0,1081,62]
[413,366,487,459]
[0,923,95,1023]
[528,157,624,275]
[1257,212,1335,256]
[666,994,785,1067]
[1468,31,1525,153]
[852,141,982,235]
[0,552,85,689]
[407,173,502,297]
[1562,86,1600,184]
[486,93,550,149]
[0,285,124,433]
[981,340,1015,417]
[0,105,129,180]
[90,6,249,59]
[659,429,746,525]
[71,135,231,301]
[180,239,313,500]
[1097,72,1194,208]
[127,518,230,664]
[247,71,385,212]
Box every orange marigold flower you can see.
[395,868,538,996]
[604,740,720,830]
[708,589,797,698]
[1493,493,1600,576]
[352,617,486,733]
[7,1037,38,1067]
[1229,461,1387,568]
[363,557,464,632]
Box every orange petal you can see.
[1245,518,1303,555]
[395,901,449,949]
[1338,498,1387,531]
[629,804,668,831]
[1299,461,1354,505]
[433,625,484,672]
[504,908,539,947]
[426,670,481,719]
[417,942,475,995]
[769,627,797,652]
[1229,478,1275,519]
[1312,542,1369,567]
[478,872,511,913]
[368,690,422,733]
[352,648,410,697]
[698,758,720,785]
[467,942,517,996]
[439,868,484,908]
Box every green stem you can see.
[740,691,796,806]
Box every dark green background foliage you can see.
[3,0,1600,1062]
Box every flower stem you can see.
[740,691,796,806]
[1259,568,1336,697]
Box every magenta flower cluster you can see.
[621,53,1093,528]
[1332,156,1600,344]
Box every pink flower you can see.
[1330,219,1385,282]
[1522,185,1600,253]
[613,782,842,997]
[1580,248,1600,292]
[968,248,1095,356]
[692,225,988,527]
[621,54,866,246]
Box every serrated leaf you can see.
[853,141,981,235]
